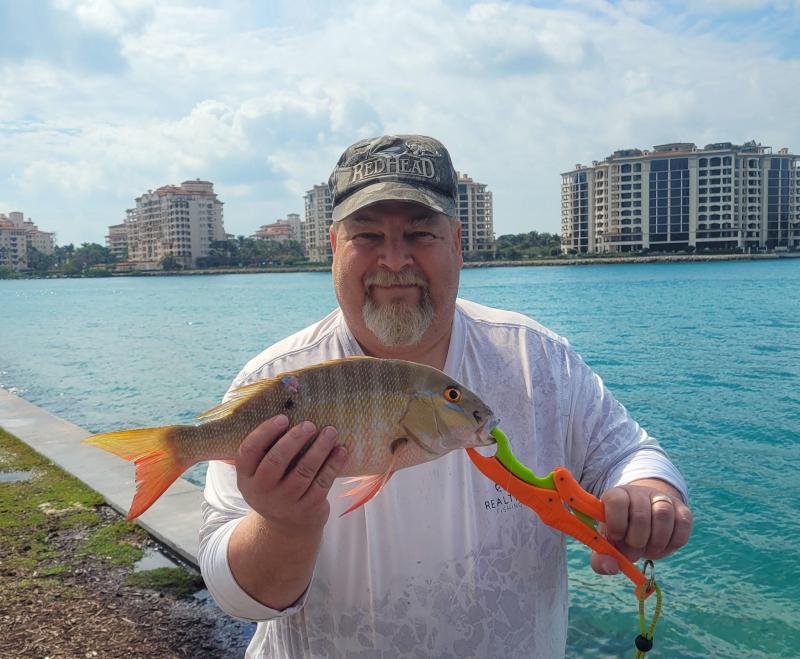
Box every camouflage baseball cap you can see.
[329,134,458,221]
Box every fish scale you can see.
[82,356,497,520]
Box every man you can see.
[199,134,692,658]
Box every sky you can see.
[1,0,799,246]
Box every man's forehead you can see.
[344,203,442,226]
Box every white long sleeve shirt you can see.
[199,299,688,658]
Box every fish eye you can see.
[444,387,461,402]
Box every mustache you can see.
[363,269,429,288]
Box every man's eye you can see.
[353,233,381,241]
[409,231,436,239]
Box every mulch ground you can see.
[0,505,253,658]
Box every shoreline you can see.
[117,251,789,276]
[4,251,796,279]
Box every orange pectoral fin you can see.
[339,471,395,516]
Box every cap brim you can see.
[332,182,456,221]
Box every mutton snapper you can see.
[83,356,498,520]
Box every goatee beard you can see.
[362,270,434,347]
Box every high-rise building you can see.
[304,184,333,263]
[456,173,494,255]
[0,211,55,271]
[301,174,495,263]
[561,141,800,254]
[105,223,128,260]
[123,179,225,268]
[253,213,303,245]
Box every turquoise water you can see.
[2,261,799,657]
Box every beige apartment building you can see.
[457,173,495,255]
[304,184,333,263]
[0,211,55,271]
[105,223,128,260]
[253,213,302,244]
[123,180,226,268]
[561,141,800,254]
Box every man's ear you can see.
[329,223,338,254]
[453,220,464,266]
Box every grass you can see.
[0,427,202,595]
[75,520,146,566]
[127,567,206,598]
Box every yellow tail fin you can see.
[82,426,193,521]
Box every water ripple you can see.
[3,261,800,656]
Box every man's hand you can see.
[228,415,348,610]
[590,479,693,576]
[236,414,349,534]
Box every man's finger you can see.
[254,421,318,486]
[602,487,630,542]
[667,502,693,551]
[624,486,652,550]
[646,494,676,555]
[282,426,340,497]
[302,445,349,504]
[236,415,290,478]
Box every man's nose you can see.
[377,235,414,270]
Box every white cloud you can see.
[216,183,253,198]
[1,0,799,244]
[692,0,797,10]
[53,0,156,36]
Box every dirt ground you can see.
[0,427,253,659]
[0,505,254,659]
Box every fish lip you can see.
[476,417,499,445]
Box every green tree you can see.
[55,242,116,275]
[494,232,561,260]
[27,247,56,274]
[197,237,307,269]
[160,254,183,270]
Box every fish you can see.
[82,356,498,520]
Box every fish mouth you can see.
[475,417,499,446]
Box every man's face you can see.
[330,201,463,352]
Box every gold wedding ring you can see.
[650,494,673,505]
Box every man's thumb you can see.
[590,551,620,575]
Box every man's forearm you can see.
[228,511,323,611]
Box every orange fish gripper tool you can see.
[466,427,663,656]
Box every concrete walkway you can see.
[0,387,202,567]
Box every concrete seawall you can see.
[0,387,202,567]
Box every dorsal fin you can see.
[196,377,282,421]
[196,356,377,422]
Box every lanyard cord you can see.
[634,561,663,658]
